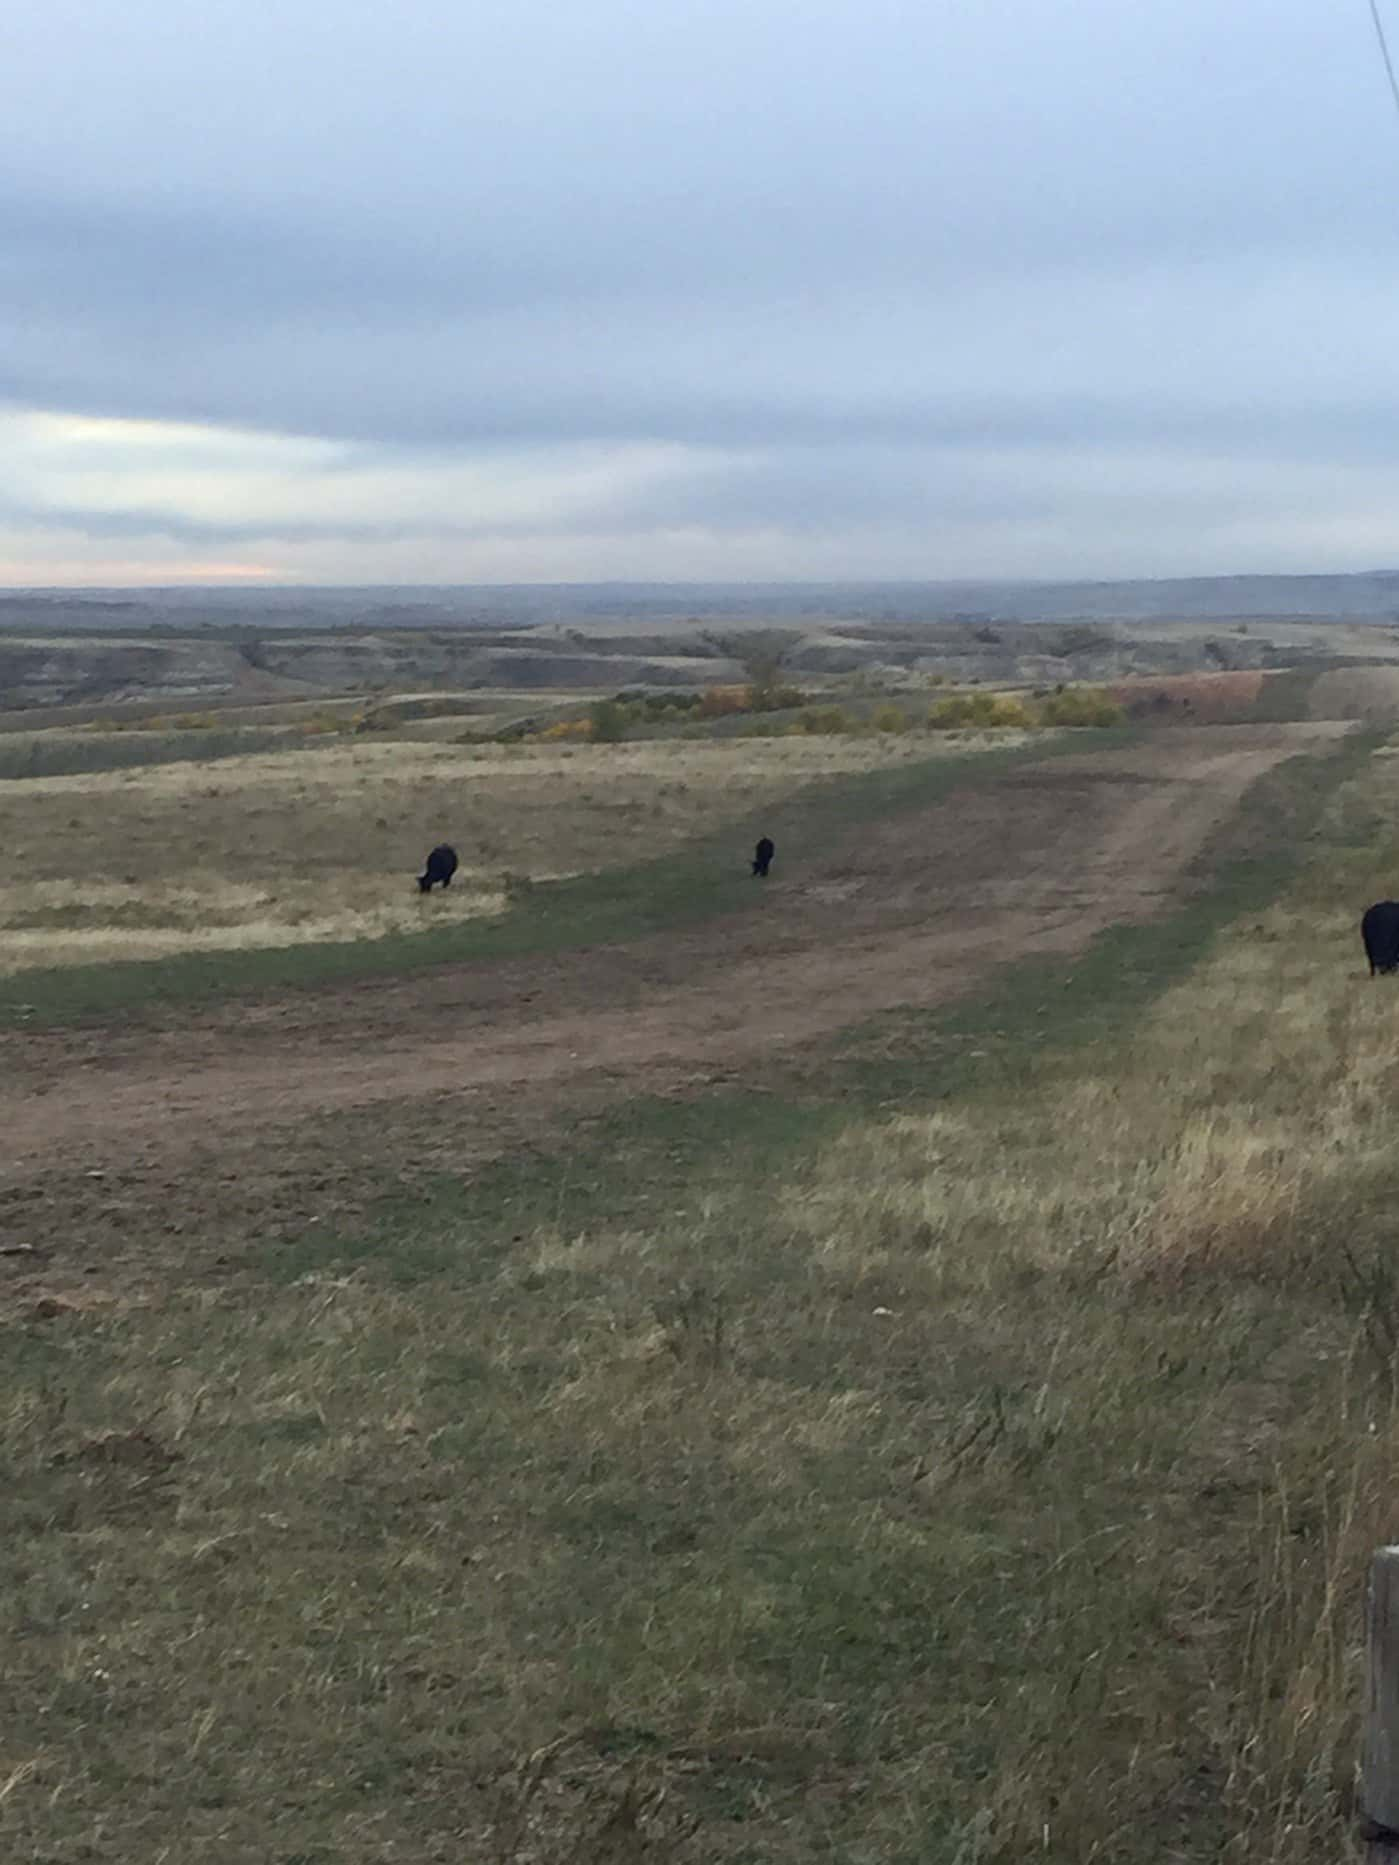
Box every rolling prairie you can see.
[1,709,1391,1862]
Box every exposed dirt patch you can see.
[0,725,1347,1297]
[1108,670,1269,723]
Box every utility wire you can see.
[1367,0,1399,129]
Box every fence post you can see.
[1365,1548,1399,1855]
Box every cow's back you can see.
[1362,900,1399,972]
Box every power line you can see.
[1368,0,1399,129]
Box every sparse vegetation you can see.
[357,694,491,730]
[0,726,330,782]
[9,595,1398,1858]
[1,727,1387,1860]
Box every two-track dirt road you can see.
[0,721,1354,1315]
[0,727,1345,1204]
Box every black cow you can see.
[752,836,775,878]
[418,844,459,893]
[1362,900,1399,975]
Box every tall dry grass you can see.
[765,763,1399,1858]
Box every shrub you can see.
[1036,687,1126,728]
[301,709,362,736]
[589,699,628,744]
[871,704,913,734]
[537,718,594,742]
[797,704,852,735]
[624,691,703,725]
[927,692,1035,730]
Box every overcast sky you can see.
[4,0,1399,586]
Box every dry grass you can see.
[6,737,1396,1859]
[1310,665,1399,723]
[762,764,1399,1857]
[1110,670,1268,722]
[0,731,1008,972]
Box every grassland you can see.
[3,722,1395,1860]
[0,725,1044,1014]
[0,724,336,782]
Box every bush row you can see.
[528,685,1126,743]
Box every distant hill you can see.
[4,572,1399,636]
[7,576,1399,714]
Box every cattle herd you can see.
[419,842,1399,976]
[415,835,777,895]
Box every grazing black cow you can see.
[1362,900,1399,975]
[752,836,775,878]
[418,844,459,893]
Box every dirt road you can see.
[0,727,1345,1201]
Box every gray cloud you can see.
[5,0,1399,579]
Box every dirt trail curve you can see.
[0,725,1347,1183]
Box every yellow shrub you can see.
[928,691,1034,730]
[1036,687,1126,728]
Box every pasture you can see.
[1,711,1395,1862]
[0,730,990,975]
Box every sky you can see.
[4,0,1399,586]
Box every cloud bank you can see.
[4,0,1399,582]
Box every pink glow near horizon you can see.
[0,561,290,587]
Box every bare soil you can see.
[0,725,1345,1298]
[1109,670,1269,722]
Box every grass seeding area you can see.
[6,721,1399,1861]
